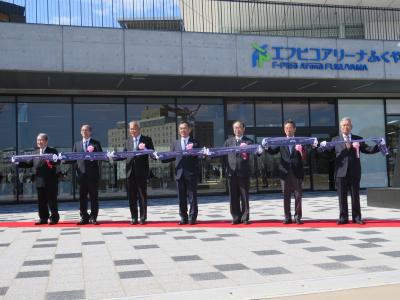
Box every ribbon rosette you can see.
[352,142,360,158]
[240,143,248,160]
[138,143,146,150]
[87,145,94,152]
[186,143,193,150]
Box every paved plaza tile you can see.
[0,192,400,299]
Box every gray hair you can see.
[340,117,352,125]
[37,133,48,141]
[129,121,141,128]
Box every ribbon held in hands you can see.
[157,147,207,160]
[205,144,260,158]
[11,153,58,164]
[318,137,389,156]
[261,137,318,148]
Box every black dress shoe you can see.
[243,220,251,225]
[49,220,58,225]
[178,220,188,225]
[35,219,48,225]
[140,219,146,225]
[131,219,138,225]
[91,219,99,225]
[283,218,292,224]
[77,219,90,225]
[336,219,349,225]
[231,220,241,225]
[189,220,196,225]
[295,218,304,225]
[353,218,365,225]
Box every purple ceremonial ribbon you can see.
[157,148,207,160]
[110,149,154,160]
[261,137,317,148]
[206,145,260,158]
[318,137,388,156]
[11,153,58,164]
[58,152,109,161]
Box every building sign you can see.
[251,43,400,72]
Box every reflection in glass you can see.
[386,116,400,186]
[17,102,72,201]
[283,100,309,127]
[0,101,17,202]
[127,102,177,196]
[74,103,125,198]
[256,136,281,191]
[311,133,335,190]
[226,101,254,127]
[255,100,282,127]
[338,99,387,187]
[310,100,335,126]
[176,103,225,193]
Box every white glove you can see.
[320,141,327,147]
[107,151,115,160]
[380,138,386,146]
[152,151,159,160]
[313,138,318,148]
[256,145,263,154]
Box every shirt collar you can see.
[235,136,243,141]
[342,133,352,139]
[83,138,91,143]
[133,134,141,141]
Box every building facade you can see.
[0,0,399,203]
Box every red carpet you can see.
[1,219,400,228]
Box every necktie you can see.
[40,148,43,155]
[182,138,187,150]
[344,135,351,149]
[133,138,137,150]
[288,145,293,155]
[84,140,88,152]
[236,139,240,146]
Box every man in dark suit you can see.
[321,117,379,225]
[18,133,59,225]
[163,120,201,225]
[71,124,103,225]
[267,120,308,225]
[124,121,154,225]
[224,121,262,225]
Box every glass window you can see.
[386,115,400,186]
[283,100,309,127]
[255,100,282,127]
[386,99,400,114]
[310,100,335,126]
[177,101,225,193]
[127,100,177,197]
[74,100,125,199]
[226,101,254,128]
[17,99,73,201]
[338,99,387,187]
[0,99,17,202]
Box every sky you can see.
[4,0,181,27]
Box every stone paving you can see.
[0,192,400,299]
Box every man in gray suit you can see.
[163,121,201,225]
[224,121,262,225]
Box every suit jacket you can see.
[267,143,306,180]
[124,135,154,179]
[164,137,201,180]
[224,136,254,178]
[72,138,103,180]
[18,147,59,188]
[332,134,379,179]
